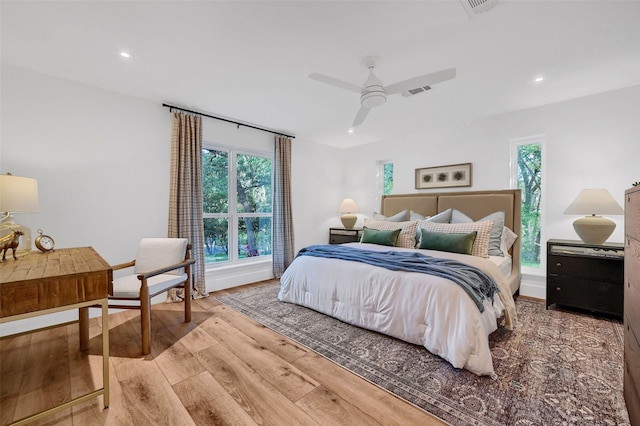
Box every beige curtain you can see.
[273,135,295,277]
[168,111,208,300]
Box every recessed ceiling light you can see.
[533,76,545,83]
[348,128,354,134]
[120,51,132,59]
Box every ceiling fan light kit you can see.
[309,57,456,127]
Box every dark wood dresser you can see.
[625,186,640,425]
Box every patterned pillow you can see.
[451,210,505,256]
[363,219,418,249]
[417,220,493,258]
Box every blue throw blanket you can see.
[296,245,499,313]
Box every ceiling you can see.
[2,1,640,149]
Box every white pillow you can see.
[372,209,408,222]
[500,226,518,255]
[418,220,493,258]
[363,219,418,249]
[451,210,505,256]
[409,210,427,221]
[429,208,452,223]
[412,208,454,245]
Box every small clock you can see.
[35,229,55,252]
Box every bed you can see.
[279,189,521,377]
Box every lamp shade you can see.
[563,188,623,215]
[337,198,359,213]
[564,188,622,245]
[0,174,40,213]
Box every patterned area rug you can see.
[216,283,629,426]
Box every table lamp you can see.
[337,198,359,229]
[0,173,40,255]
[563,188,623,245]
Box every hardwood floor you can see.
[1,280,445,426]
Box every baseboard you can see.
[519,273,546,300]
[205,260,274,292]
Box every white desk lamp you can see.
[0,173,40,255]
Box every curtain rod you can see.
[162,103,295,139]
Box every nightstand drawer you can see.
[548,255,624,283]
[329,228,362,244]
[547,275,623,316]
[330,234,359,244]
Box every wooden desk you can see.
[0,247,112,425]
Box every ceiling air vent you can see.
[402,86,431,97]
[460,0,498,17]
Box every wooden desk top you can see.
[0,247,112,318]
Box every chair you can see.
[108,238,196,355]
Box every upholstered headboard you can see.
[381,189,522,294]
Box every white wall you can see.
[342,84,640,297]
[1,65,172,263]
[0,64,340,334]
[3,62,638,332]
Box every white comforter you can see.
[278,243,516,377]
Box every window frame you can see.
[202,144,274,267]
[510,135,546,275]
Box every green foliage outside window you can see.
[383,163,393,195]
[202,148,272,263]
[517,143,542,267]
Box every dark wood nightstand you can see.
[546,239,624,317]
[329,227,362,244]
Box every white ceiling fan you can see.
[309,56,456,127]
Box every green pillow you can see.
[419,230,477,255]
[361,227,401,247]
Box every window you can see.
[377,160,394,200]
[383,163,394,195]
[375,161,394,212]
[510,137,544,270]
[202,147,273,264]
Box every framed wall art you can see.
[415,163,472,190]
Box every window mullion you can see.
[229,151,238,262]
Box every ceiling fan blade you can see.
[308,73,362,94]
[353,106,370,127]
[385,68,457,95]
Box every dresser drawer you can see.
[626,189,640,242]
[547,275,623,316]
[625,316,640,409]
[548,254,624,283]
[626,236,640,287]
[625,360,640,426]
[626,277,640,341]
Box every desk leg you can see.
[102,300,110,408]
[79,307,89,351]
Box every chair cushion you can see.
[134,238,188,275]
[111,273,188,299]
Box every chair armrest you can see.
[136,258,196,281]
[112,260,136,271]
